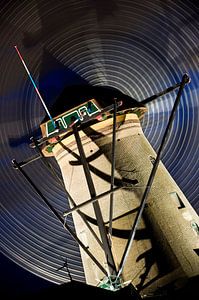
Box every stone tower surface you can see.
[40,98,199,295]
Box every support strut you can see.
[116,74,190,280]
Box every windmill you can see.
[1,2,198,299]
[12,47,199,298]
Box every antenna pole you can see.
[14,45,56,128]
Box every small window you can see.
[191,221,199,236]
[149,155,156,164]
[193,249,199,256]
[169,192,185,209]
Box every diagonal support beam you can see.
[31,136,104,250]
[12,158,107,276]
[72,124,117,276]
[13,154,42,168]
[141,75,190,105]
[63,186,121,216]
[116,73,190,280]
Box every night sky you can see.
[0,252,56,298]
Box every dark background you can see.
[0,252,55,297]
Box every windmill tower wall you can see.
[45,112,199,293]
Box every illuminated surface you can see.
[0,0,198,285]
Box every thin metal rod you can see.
[31,137,104,250]
[14,45,56,128]
[12,158,107,276]
[108,100,117,239]
[73,124,117,275]
[63,186,121,216]
[57,257,73,281]
[13,154,42,168]
[141,75,190,105]
[116,73,190,280]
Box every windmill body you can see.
[39,91,199,295]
